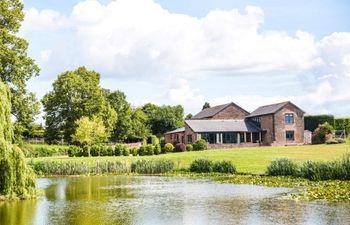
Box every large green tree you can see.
[72,116,108,145]
[105,90,150,142]
[0,0,40,140]
[42,67,117,143]
[0,81,36,199]
[142,103,184,136]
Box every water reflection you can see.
[0,176,350,225]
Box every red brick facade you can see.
[165,101,305,148]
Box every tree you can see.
[202,102,210,110]
[128,108,150,142]
[0,0,41,140]
[0,81,36,199]
[42,67,117,143]
[142,103,184,136]
[72,117,108,146]
[105,90,133,141]
[185,113,193,120]
[312,122,334,144]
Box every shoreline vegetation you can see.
[25,145,350,202]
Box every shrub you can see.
[154,144,161,155]
[123,148,130,156]
[193,139,207,151]
[175,143,186,152]
[131,159,174,174]
[106,146,114,156]
[312,122,334,144]
[68,146,80,157]
[148,135,160,146]
[185,144,194,152]
[115,144,126,156]
[267,158,299,176]
[145,144,154,155]
[138,145,146,156]
[212,160,236,173]
[164,143,174,152]
[82,145,90,157]
[130,147,138,156]
[190,158,213,173]
[90,144,101,156]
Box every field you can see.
[28,143,350,174]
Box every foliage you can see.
[186,144,193,151]
[193,139,208,151]
[72,116,108,145]
[42,67,117,143]
[202,102,210,110]
[267,158,299,176]
[23,144,68,158]
[175,143,186,152]
[68,146,80,157]
[123,148,130,156]
[0,81,36,199]
[129,147,138,156]
[185,114,193,120]
[142,103,184,135]
[212,160,236,173]
[312,122,334,144]
[334,118,350,135]
[145,144,154,155]
[164,143,175,152]
[138,145,146,156]
[115,144,126,156]
[190,158,213,173]
[154,144,161,155]
[130,159,174,174]
[29,160,130,176]
[304,115,335,132]
[0,0,41,141]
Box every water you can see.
[0,176,349,225]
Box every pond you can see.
[0,176,350,225]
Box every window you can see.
[285,113,294,124]
[201,133,217,144]
[286,131,295,141]
[187,135,192,144]
[246,132,251,143]
[223,132,237,144]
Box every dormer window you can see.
[285,113,294,124]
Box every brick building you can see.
[164,101,305,148]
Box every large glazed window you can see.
[285,113,294,124]
[200,133,217,144]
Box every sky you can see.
[20,0,350,122]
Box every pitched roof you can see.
[185,120,262,133]
[247,101,304,118]
[192,102,248,119]
[164,127,185,135]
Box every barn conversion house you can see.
[165,101,305,148]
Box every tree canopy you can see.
[72,116,108,145]
[0,0,40,140]
[142,103,184,136]
[202,102,210,110]
[42,67,117,143]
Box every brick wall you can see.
[164,132,185,144]
[211,105,249,120]
[184,123,197,145]
[259,114,274,145]
[273,104,304,145]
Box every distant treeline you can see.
[305,115,350,134]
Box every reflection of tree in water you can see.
[44,176,137,225]
[0,199,37,225]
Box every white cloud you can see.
[40,49,53,62]
[21,0,350,117]
[20,8,70,34]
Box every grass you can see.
[28,143,350,174]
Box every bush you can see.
[23,145,69,158]
[312,122,334,144]
[130,147,138,156]
[82,145,90,157]
[138,145,146,156]
[175,143,186,152]
[145,144,154,155]
[212,160,236,173]
[193,139,207,151]
[68,145,80,157]
[164,143,174,152]
[90,144,101,156]
[123,148,130,156]
[115,144,126,156]
[148,135,160,146]
[106,146,114,156]
[267,158,299,176]
[154,144,161,155]
[186,144,193,152]
[131,159,175,174]
[190,158,213,173]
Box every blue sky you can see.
[21,0,350,120]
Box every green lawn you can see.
[29,143,350,174]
